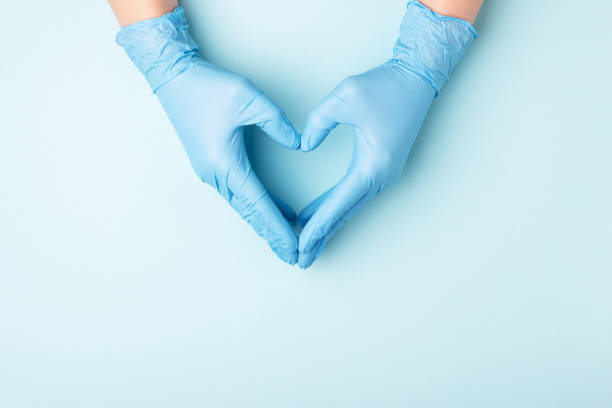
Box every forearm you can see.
[108,0,178,26]
[420,0,483,23]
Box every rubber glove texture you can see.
[298,1,477,269]
[117,8,301,265]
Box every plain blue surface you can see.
[1,1,611,406]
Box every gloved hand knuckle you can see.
[269,108,285,123]
[225,76,254,100]
[307,112,325,128]
[337,76,364,98]
[362,151,394,177]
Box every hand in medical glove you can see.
[117,8,301,264]
[298,1,477,268]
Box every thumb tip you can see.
[286,127,301,150]
[300,128,312,152]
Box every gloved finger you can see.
[298,191,372,269]
[297,239,326,270]
[297,187,334,227]
[239,92,301,150]
[298,126,375,227]
[269,192,297,224]
[298,173,370,264]
[228,164,298,265]
[301,91,348,152]
[301,84,353,152]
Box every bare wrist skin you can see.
[419,0,483,23]
[108,0,178,27]
[108,1,482,27]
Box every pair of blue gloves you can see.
[117,1,477,268]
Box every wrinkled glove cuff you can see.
[390,0,478,96]
[116,7,201,93]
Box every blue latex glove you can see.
[116,8,301,264]
[298,1,477,268]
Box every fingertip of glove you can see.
[300,129,312,152]
[290,130,302,150]
[257,225,298,265]
[298,251,316,269]
[278,249,298,265]
[298,228,321,254]
[272,235,299,265]
[280,126,301,150]
[299,236,328,268]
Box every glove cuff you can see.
[390,1,478,96]
[116,7,201,93]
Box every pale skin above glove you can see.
[108,1,482,27]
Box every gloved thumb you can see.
[239,92,301,150]
[301,91,348,152]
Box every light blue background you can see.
[1,1,611,406]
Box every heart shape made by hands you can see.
[116,3,477,268]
